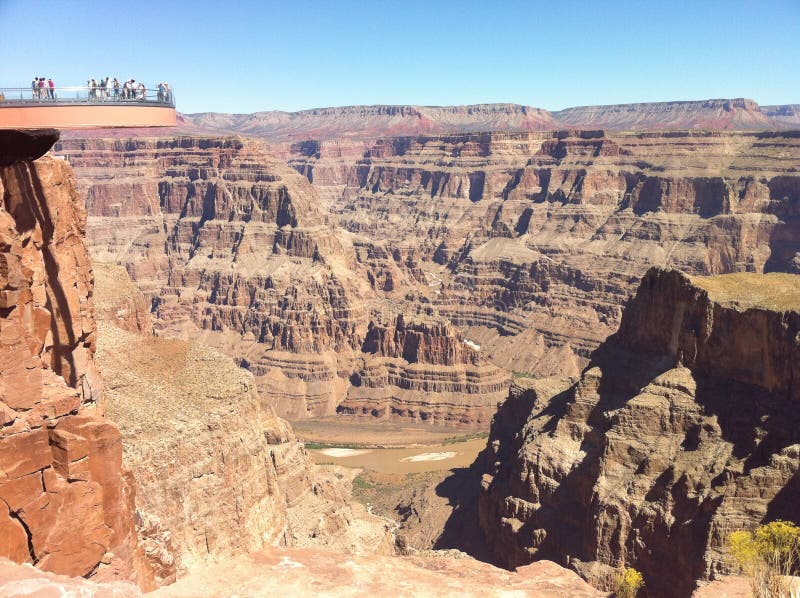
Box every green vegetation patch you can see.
[352,475,376,490]
[441,431,489,445]
[303,441,366,450]
[512,370,534,379]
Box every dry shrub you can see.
[615,567,645,598]
[727,520,800,598]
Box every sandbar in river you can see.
[308,437,486,474]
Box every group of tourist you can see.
[31,77,55,100]
[87,77,140,100]
[27,76,172,103]
[87,78,170,102]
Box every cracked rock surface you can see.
[0,152,149,587]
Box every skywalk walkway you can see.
[0,86,176,129]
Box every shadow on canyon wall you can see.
[432,463,492,562]
[6,161,78,386]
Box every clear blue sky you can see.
[1,0,798,114]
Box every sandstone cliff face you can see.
[97,324,295,583]
[0,150,147,586]
[92,263,392,583]
[476,268,800,597]
[58,136,367,422]
[53,129,800,427]
[294,130,800,380]
[339,314,509,426]
[54,129,800,429]
[56,137,509,428]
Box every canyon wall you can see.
[54,130,800,428]
[476,267,800,597]
[0,136,148,586]
[1,136,387,592]
[55,137,508,427]
[291,129,800,379]
[93,263,392,584]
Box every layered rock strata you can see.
[476,268,800,597]
[56,137,509,428]
[178,103,559,142]
[293,130,800,378]
[554,98,777,131]
[55,129,800,427]
[165,99,800,143]
[92,263,392,583]
[342,315,509,426]
[0,141,148,586]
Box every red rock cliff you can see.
[0,138,148,587]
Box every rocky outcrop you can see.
[97,324,290,583]
[476,268,800,597]
[0,558,141,597]
[157,549,606,597]
[0,147,148,586]
[55,136,509,428]
[362,315,480,366]
[93,264,153,334]
[0,129,61,166]
[340,315,510,426]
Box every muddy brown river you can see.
[308,437,487,474]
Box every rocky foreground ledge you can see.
[477,267,800,597]
[0,548,604,597]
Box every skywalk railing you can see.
[0,86,175,107]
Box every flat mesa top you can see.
[690,272,800,311]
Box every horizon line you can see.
[179,97,799,116]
